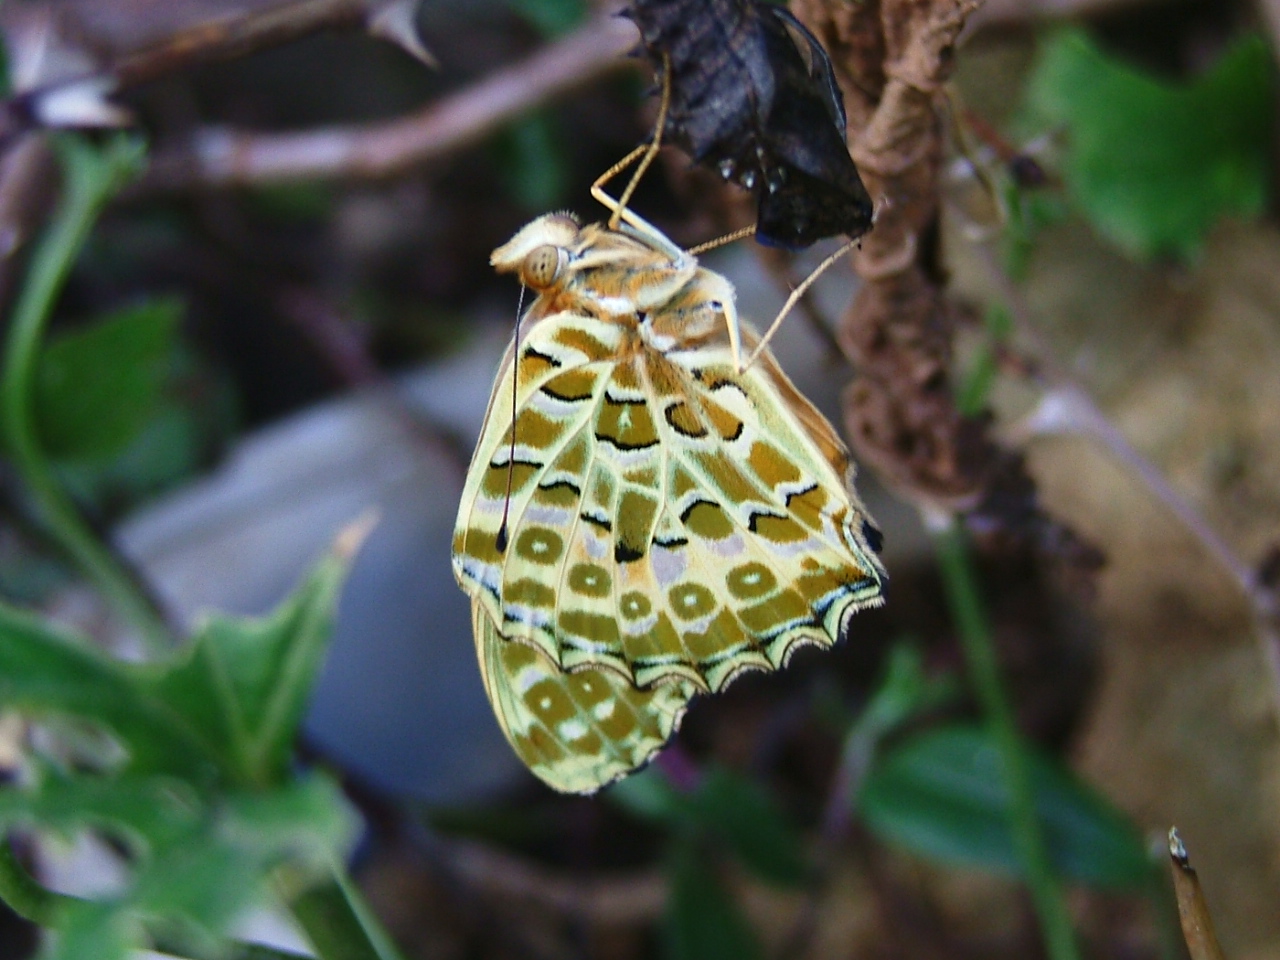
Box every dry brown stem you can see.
[794,0,991,510]
[141,14,637,190]
[1168,828,1227,960]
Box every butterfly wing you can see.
[471,599,696,793]
[454,308,883,677]
[453,277,885,793]
[600,341,884,692]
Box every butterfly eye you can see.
[521,245,563,289]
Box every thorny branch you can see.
[0,0,431,145]
[141,14,638,190]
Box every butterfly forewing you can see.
[453,212,885,793]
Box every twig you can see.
[272,286,471,480]
[140,14,639,191]
[1167,827,1226,960]
[0,0,431,144]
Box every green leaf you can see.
[1022,30,1272,260]
[691,768,807,888]
[608,766,686,823]
[0,605,219,780]
[35,298,182,461]
[129,775,355,937]
[858,725,1152,891]
[0,526,359,786]
[50,902,135,960]
[610,766,807,887]
[0,766,201,852]
[663,840,761,960]
[142,528,363,785]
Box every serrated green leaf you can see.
[142,538,359,786]
[1023,30,1272,260]
[218,774,356,871]
[663,840,761,960]
[691,768,807,888]
[0,767,200,852]
[0,530,357,788]
[0,605,219,780]
[858,725,1151,891]
[35,298,182,461]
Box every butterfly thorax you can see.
[490,213,737,355]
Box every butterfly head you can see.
[491,212,581,291]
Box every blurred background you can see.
[1,0,1279,957]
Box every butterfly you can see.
[627,0,873,249]
[451,203,886,794]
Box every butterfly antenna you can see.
[686,224,757,256]
[741,236,859,373]
[496,284,528,554]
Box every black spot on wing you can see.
[538,479,582,496]
[861,520,884,554]
[522,346,561,367]
[582,512,613,532]
[615,541,645,563]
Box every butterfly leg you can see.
[607,52,673,230]
[742,237,858,372]
[590,143,648,222]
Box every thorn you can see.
[367,0,437,68]
[32,77,132,129]
[334,509,381,561]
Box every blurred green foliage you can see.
[664,841,762,960]
[36,299,183,461]
[1022,29,1273,261]
[505,0,588,37]
[492,111,573,213]
[860,725,1152,891]
[0,540,361,960]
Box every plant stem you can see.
[928,512,1081,960]
[0,838,75,924]
[287,863,406,960]
[0,134,168,647]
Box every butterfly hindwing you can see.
[472,601,697,794]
